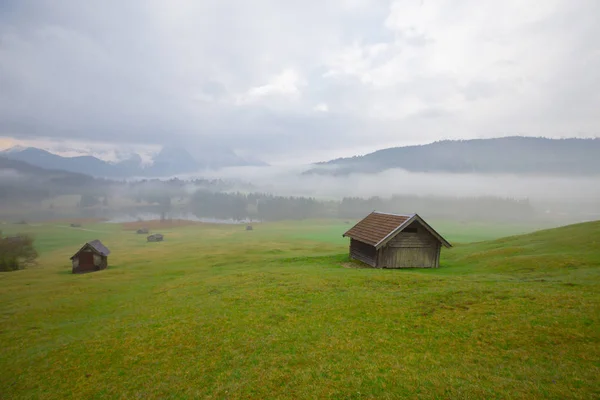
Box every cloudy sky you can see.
[0,0,598,164]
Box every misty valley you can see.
[1,136,599,398]
[1,1,600,396]
[2,137,600,225]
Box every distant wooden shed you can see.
[343,212,451,268]
[147,233,164,242]
[70,239,110,274]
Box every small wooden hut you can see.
[5,235,25,243]
[70,239,110,273]
[343,212,451,268]
[147,233,164,242]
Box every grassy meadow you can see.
[0,219,599,399]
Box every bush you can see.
[0,232,38,272]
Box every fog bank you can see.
[192,166,600,201]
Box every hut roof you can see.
[70,239,111,259]
[343,211,451,249]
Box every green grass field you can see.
[1,219,598,399]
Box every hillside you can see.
[306,136,600,176]
[0,156,96,181]
[2,145,266,178]
[0,220,598,398]
[0,157,109,202]
[442,219,600,277]
[2,147,120,177]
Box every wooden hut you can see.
[70,239,110,273]
[147,233,164,242]
[343,212,451,268]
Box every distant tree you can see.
[0,232,38,272]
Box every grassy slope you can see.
[0,220,598,399]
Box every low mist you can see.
[197,165,600,202]
[2,157,600,224]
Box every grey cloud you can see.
[0,0,598,163]
[461,81,499,101]
[395,28,433,47]
[409,108,450,120]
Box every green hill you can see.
[0,220,598,399]
[442,220,600,278]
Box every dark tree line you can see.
[191,191,333,221]
[190,191,534,222]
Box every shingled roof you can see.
[343,212,451,249]
[343,212,412,246]
[70,239,111,259]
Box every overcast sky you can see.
[0,0,599,164]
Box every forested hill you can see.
[0,157,98,185]
[0,157,111,203]
[305,137,600,176]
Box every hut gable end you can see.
[375,214,452,249]
[385,221,439,248]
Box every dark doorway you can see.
[79,251,94,271]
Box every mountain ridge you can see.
[306,136,600,176]
[1,145,266,178]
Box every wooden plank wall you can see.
[379,246,439,268]
[379,221,441,268]
[349,239,377,267]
